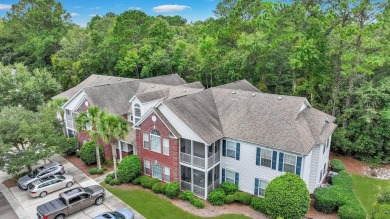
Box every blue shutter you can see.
[222,168,225,182]
[222,140,226,157]
[272,151,277,170]
[254,178,259,196]
[296,156,302,176]
[278,152,284,172]
[235,172,239,185]
[256,147,261,166]
[236,143,240,160]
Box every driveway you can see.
[1,155,144,219]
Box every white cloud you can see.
[0,4,12,10]
[70,13,79,17]
[73,6,82,9]
[128,7,141,11]
[152,5,190,13]
[89,7,101,10]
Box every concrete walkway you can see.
[0,155,144,219]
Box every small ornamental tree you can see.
[80,141,104,165]
[264,173,310,219]
[117,155,142,183]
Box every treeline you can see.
[0,0,389,163]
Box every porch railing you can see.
[180,152,191,164]
[193,156,205,169]
[193,184,205,198]
[180,152,206,169]
[207,179,221,194]
[181,180,191,191]
[207,153,221,168]
[66,119,74,129]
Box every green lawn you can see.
[101,183,251,219]
[352,174,390,213]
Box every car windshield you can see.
[28,184,35,190]
[84,188,93,194]
[28,169,40,178]
[112,212,125,219]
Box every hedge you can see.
[80,141,104,165]
[165,182,180,198]
[104,176,112,184]
[190,198,205,208]
[371,203,390,219]
[331,159,345,172]
[61,137,78,155]
[141,177,159,189]
[251,197,267,214]
[132,176,149,185]
[117,155,142,183]
[332,171,352,189]
[220,182,239,195]
[152,182,166,194]
[224,192,252,205]
[207,189,226,206]
[313,187,340,213]
[89,167,104,175]
[264,173,310,219]
[179,191,195,201]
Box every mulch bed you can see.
[2,177,18,188]
[63,154,113,179]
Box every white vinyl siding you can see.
[258,179,269,197]
[144,160,151,175]
[283,154,297,173]
[226,141,236,159]
[152,163,162,180]
[150,130,161,153]
[225,170,235,184]
[164,167,170,182]
[163,138,169,155]
[261,148,272,168]
[143,133,149,150]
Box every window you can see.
[258,180,269,197]
[323,140,327,154]
[319,170,323,183]
[118,141,130,152]
[69,196,81,204]
[152,163,162,180]
[164,167,170,182]
[163,138,169,155]
[261,149,272,168]
[80,194,90,200]
[283,154,296,173]
[134,104,141,123]
[150,129,161,153]
[143,133,149,150]
[225,170,235,184]
[144,160,151,175]
[323,163,327,176]
[226,141,236,158]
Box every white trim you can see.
[61,89,85,110]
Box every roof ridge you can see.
[210,89,225,137]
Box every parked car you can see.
[36,185,106,219]
[327,171,339,184]
[28,175,74,198]
[93,209,134,219]
[18,162,65,190]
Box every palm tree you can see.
[47,98,67,134]
[76,105,106,169]
[99,114,130,180]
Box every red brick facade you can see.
[136,112,180,182]
[77,130,113,161]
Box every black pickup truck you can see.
[36,185,105,219]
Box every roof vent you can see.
[118,78,121,81]
[183,89,186,92]
[151,85,154,88]
[97,76,100,78]
[108,77,111,80]
[252,93,256,97]
[278,96,282,100]
[232,91,236,94]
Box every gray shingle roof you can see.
[162,88,336,155]
[180,81,205,89]
[215,80,260,92]
[135,85,203,103]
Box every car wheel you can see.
[55,214,65,219]
[40,191,47,198]
[66,182,73,188]
[95,196,104,205]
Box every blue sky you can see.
[0,0,219,26]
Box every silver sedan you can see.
[28,175,74,198]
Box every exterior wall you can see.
[136,112,180,182]
[77,130,113,161]
[302,148,313,188]
[317,135,332,183]
[159,104,205,143]
[308,144,320,192]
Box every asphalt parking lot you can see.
[3,155,144,219]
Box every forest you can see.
[0,0,389,164]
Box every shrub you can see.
[332,171,353,190]
[338,203,366,219]
[80,141,104,165]
[105,176,112,184]
[152,182,165,193]
[115,179,121,185]
[220,182,239,195]
[165,182,180,198]
[190,198,205,208]
[106,173,114,178]
[109,179,116,186]
[371,203,390,219]
[105,159,113,167]
[96,168,104,174]
[117,155,142,183]
[89,167,98,175]
[132,176,149,185]
[331,159,345,172]
[225,194,235,204]
[61,137,78,155]
[207,189,226,206]
[313,187,340,213]
[179,191,195,200]
[264,173,310,219]
[251,197,267,214]
[141,177,159,189]
[378,188,390,204]
[235,192,252,205]
[161,183,168,193]
[76,150,80,157]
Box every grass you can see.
[352,174,390,213]
[101,183,251,219]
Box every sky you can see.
[0,0,219,27]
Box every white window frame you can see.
[163,138,169,155]
[226,140,236,159]
[152,163,162,180]
[150,129,161,153]
[144,160,151,176]
[225,169,235,184]
[143,133,149,150]
[164,167,170,182]
[283,153,297,173]
[118,141,130,152]
[134,103,141,124]
[258,179,269,197]
[261,148,272,168]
